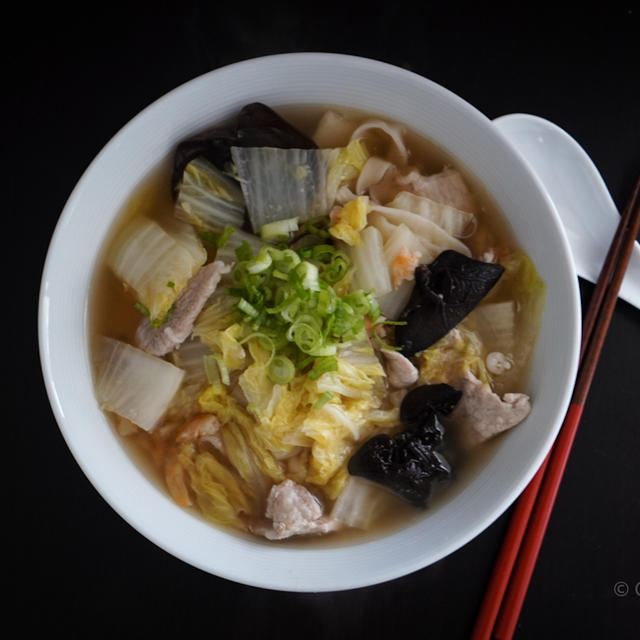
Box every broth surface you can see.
[90,105,538,545]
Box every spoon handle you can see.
[493,113,640,311]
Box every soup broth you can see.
[90,104,544,544]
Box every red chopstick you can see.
[471,174,640,640]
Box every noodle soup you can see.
[90,103,545,543]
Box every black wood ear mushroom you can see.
[395,250,504,357]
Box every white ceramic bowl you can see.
[38,53,581,592]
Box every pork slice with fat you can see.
[380,349,419,389]
[446,369,531,447]
[136,261,231,357]
[251,479,340,540]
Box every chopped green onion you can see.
[375,319,408,326]
[198,230,218,245]
[235,241,253,261]
[134,301,151,319]
[371,319,407,351]
[297,354,315,370]
[296,261,320,291]
[308,356,338,380]
[373,333,403,351]
[246,246,273,274]
[317,288,336,315]
[214,354,230,386]
[237,298,259,317]
[279,298,301,323]
[198,225,236,249]
[155,303,175,328]
[260,217,299,242]
[311,244,336,262]
[323,251,350,284]
[310,343,338,357]
[216,225,235,248]
[267,355,296,385]
[343,291,372,316]
[227,240,381,381]
[257,335,277,361]
[365,291,380,320]
[288,318,321,353]
[273,249,301,273]
[305,216,331,239]
[312,391,334,411]
[136,299,169,329]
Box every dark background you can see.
[9,3,639,639]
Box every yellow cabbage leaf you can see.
[198,382,284,483]
[315,357,384,399]
[199,342,391,501]
[323,465,350,500]
[199,383,254,428]
[200,323,247,371]
[304,405,354,487]
[253,375,313,457]
[329,196,369,246]
[238,340,282,417]
[177,441,253,528]
[193,297,238,337]
[220,421,265,497]
[303,394,381,487]
[418,324,490,386]
[327,139,369,193]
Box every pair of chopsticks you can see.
[471,174,640,640]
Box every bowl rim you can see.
[38,52,581,592]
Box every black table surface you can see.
[10,4,639,639]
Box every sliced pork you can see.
[446,370,531,447]
[253,479,340,540]
[136,261,231,356]
[380,349,419,388]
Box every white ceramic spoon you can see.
[493,113,640,310]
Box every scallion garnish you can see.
[198,225,235,249]
[134,301,151,319]
[267,355,296,385]
[260,217,299,242]
[229,242,381,380]
[235,241,253,262]
[308,356,339,380]
[214,354,231,385]
[312,391,334,411]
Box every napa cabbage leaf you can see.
[108,216,206,323]
[177,441,254,529]
[418,324,491,387]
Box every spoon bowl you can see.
[493,113,640,310]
